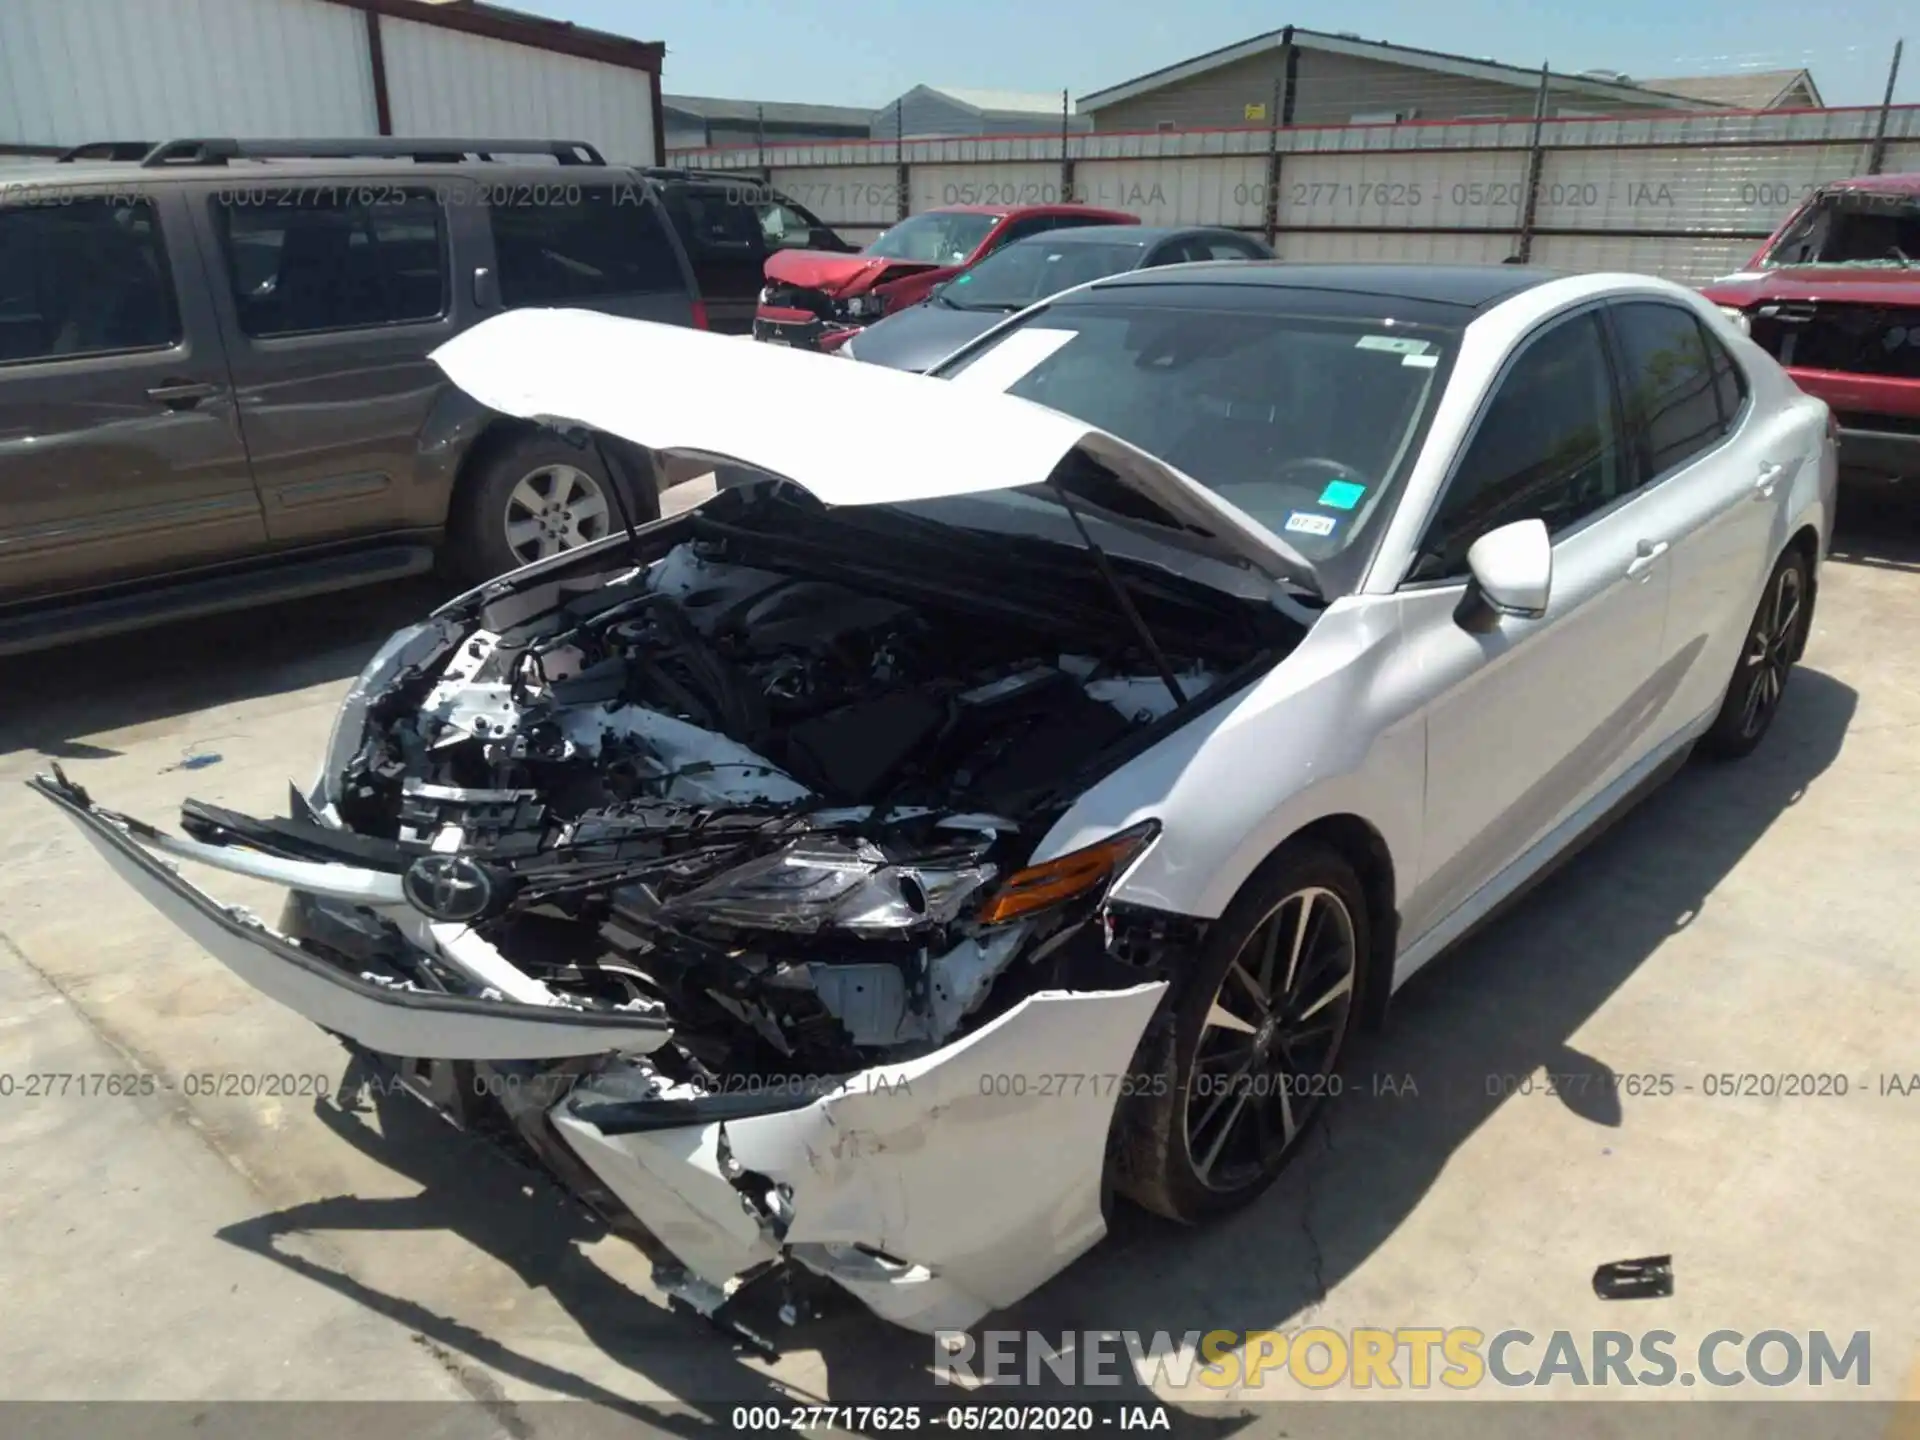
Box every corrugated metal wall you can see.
[0,0,375,145]
[693,108,1920,287]
[0,0,659,164]
[380,15,655,163]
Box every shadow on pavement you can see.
[0,576,452,760]
[211,666,1855,1424]
[1828,484,1920,573]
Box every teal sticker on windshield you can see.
[954,272,973,285]
[1318,479,1367,510]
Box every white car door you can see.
[1393,309,1675,949]
[1604,299,1797,739]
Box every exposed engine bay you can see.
[184,481,1301,1093]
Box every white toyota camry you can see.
[36,262,1836,1337]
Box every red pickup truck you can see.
[754,203,1138,352]
[1699,172,1920,486]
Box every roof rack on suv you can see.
[641,165,769,184]
[135,138,607,167]
[57,141,156,162]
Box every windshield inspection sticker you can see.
[1356,334,1432,356]
[1284,511,1338,537]
[1317,479,1368,510]
[1402,353,1439,369]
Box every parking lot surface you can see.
[1,487,1916,1431]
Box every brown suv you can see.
[0,137,708,655]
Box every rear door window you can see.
[489,185,685,306]
[214,188,447,337]
[1609,300,1731,481]
[0,196,180,364]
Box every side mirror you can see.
[1457,518,1551,629]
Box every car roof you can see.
[1028,224,1257,245]
[1825,171,1920,196]
[926,203,1136,220]
[1086,260,1565,310]
[1022,225,1152,244]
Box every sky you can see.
[513,0,1914,110]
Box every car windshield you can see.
[865,211,998,264]
[940,239,1148,311]
[1763,190,1920,267]
[933,298,1457,567]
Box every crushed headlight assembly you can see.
[975,821,1160,926]
[840,294,883,320]
[1716,304,1751,335]
[658,837,996,934]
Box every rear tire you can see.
[1116,842,1366,1223]
[447,431,657,585]
[1699,547,1809,761]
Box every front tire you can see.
[1118,843,1366,1223]
[1700,547,1809,760]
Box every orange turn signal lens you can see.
[975,822,1159,926]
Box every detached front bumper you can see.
[31,773,671,1060]
[31,769,1167,1334]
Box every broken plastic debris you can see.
[1592,1254,1673,1300]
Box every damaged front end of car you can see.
[33,310,1317,1336]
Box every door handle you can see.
[146,381,222,409]
[1754,461,1786,500]
[1626,539,1669,580]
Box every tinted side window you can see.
[0,197,180,364]
[757,200,817,249]
[1148,237,1205,265]
[1611,301,1727,478]
[490,186,684,306]
[678,188,763,252]
[216,190,446,338]
[1708,323,1748,428]
[1413,312,1624,581]
[1205,235,1266,259]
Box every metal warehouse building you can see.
[0,0,666,165]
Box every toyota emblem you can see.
[402,853,497,922]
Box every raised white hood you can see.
[431,308,1318,593]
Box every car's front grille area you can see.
[1748,301,1920,379]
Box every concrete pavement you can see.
[1,485,1916,1432]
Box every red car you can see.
[1699,172,1920,486]
[754,204,1138,352]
